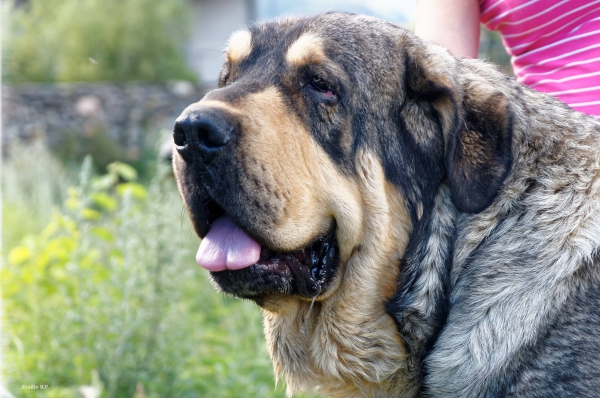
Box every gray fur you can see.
[419,61,600,396]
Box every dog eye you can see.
[310,76,336,100]
[310,76,330,92]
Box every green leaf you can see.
[8,246,30,265]
[110,249,124,264]
[92,174,118,191]
[0,268,19,297]
[91,226,114,242]
[81,249,102,268]
[116,182,147,200]
[90,192,117,211]
[66,187,80,210]
[108,162,138,181]
[46,237,77,262]
[50,267,68,282]
[68,187,78,197]
[65,197,79,211]
[81,208,102,220]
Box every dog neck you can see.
[385,184,457,377]
[260,150,454,397]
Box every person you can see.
[415,0,600,119]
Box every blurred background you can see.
[1,1,510,397]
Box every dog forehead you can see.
[225,13,398,71]
[248,18,328,64]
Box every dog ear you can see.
[405,43,513,213]
[446,87,513,213]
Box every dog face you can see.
[173,22,366,301]
[173,12,513,395]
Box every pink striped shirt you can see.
[480,0,600,119]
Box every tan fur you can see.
[460,130,489,169]
[235,87,363,252]
[226,29,252,64]
[416,202,424,221]
[286,32,326,67]
[190,99,239,115]
[194,86,416,396]
[262,149,414,398]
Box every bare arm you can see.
[415,0,481,58]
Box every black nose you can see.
[173,108,234,163]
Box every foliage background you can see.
[2,144,287,398]
[1,0,286,397]
[2,0,197,83]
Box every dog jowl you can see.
[173,13,516,397]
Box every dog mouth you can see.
[195,197,340,300]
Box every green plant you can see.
[2,141,74,251]
[2,155,286,397]
[3,0,197,83]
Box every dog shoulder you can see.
[424,100,600,395]
[508,259,600,397]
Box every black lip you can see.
[189,188,340,300]
[209,224,340,300]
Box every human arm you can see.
[415,0,481,58]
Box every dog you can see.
[172,12,600,397]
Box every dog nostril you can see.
[197,123,231,149]
[173,126,187,147]
[173,110,234,163]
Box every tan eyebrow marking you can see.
[286,32,326,66]
[226,29,252,63]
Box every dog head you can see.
[173,12,513,396]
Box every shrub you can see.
[3,0,197,83]
[2,154,285,397]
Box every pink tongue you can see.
[196,216,261,272]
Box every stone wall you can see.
[2,81,208,165]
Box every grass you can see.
[1,142,293,398]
